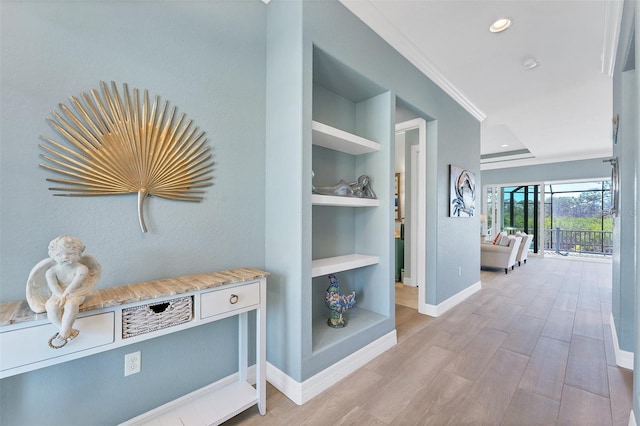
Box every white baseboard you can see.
[402,276,416,287]
[610,313,635,370]
[630,410,636,426]
[420,280,481,317]
[267,330,397,405]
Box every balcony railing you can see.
[543,228,613,255]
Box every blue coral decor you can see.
[324,274,356,328]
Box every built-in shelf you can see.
[312,307,388,354]
[311,254,379,277]
[311,194,379,207]
[312,121,380,155]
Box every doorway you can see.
[395,118,426,312]
[503,185,540,253]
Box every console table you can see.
[0,267,268,425]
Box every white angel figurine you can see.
[26,236,101,349]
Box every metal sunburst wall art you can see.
[39,81,214,233]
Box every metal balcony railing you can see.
[543,228,613,255]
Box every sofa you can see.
[481,233,522,274]
[516,232,534,266]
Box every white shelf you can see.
[126,381,257,426]
[312,306,388,354]
[312,121,380,155]
[311,254,379,277]
[312,194,379,207]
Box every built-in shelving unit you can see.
[308,46,395,361]
[264,40,395,396]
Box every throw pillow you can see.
[492,233,501,245]
[498,235,511,246]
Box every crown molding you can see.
[341,0,486,122]
[601,0,624,76]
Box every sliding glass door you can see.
[502,185,539,253]
[483,184,541,254]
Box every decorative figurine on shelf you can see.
[26,236,102,349]
[324,274,356,328]
[313,173,377,199]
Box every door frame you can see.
[395,118,426,314]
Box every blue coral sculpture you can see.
[324,274,356,328]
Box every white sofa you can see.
[516,233,534,266]
[481,234,522,274]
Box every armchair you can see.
[516,233,534,266]
[481,235,522,274]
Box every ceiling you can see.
[341,0,623,170]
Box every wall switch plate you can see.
[124,351,141,376]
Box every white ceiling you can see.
[341,0,623,170]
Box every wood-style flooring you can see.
[225,257,633,425]
[395,282,418,310]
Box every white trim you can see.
[422,280,482,317]
[410,144,419,289]
[601,0,624,76]
[629,410,636,426]
[402,276,415,287]
[340,1,485,122]
[396,119,427,314]
[266,330,397,405]
[610,313,635,370]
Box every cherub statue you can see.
[26,236,101,349]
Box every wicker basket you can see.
[122,296,193,339]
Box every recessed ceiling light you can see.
[489,18,512,33]
[522,58,539,70]
[501,144,509,148]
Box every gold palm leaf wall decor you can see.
[39,81,214,233]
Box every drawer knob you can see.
[229,294,239,304]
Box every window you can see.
[544,180,612,255]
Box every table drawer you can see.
[0,312,114,372]
[201,282,260,319]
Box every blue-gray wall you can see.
[614,0,639,419]
[0,2,266,424]
[613,0,638,365]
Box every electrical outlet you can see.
[458,266,462,276]
[124,351,141,376]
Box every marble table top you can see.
[0,267,269,327]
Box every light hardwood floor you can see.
[226,257,633,425]
[395,282,418,310]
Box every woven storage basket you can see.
[122,296,193,339]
